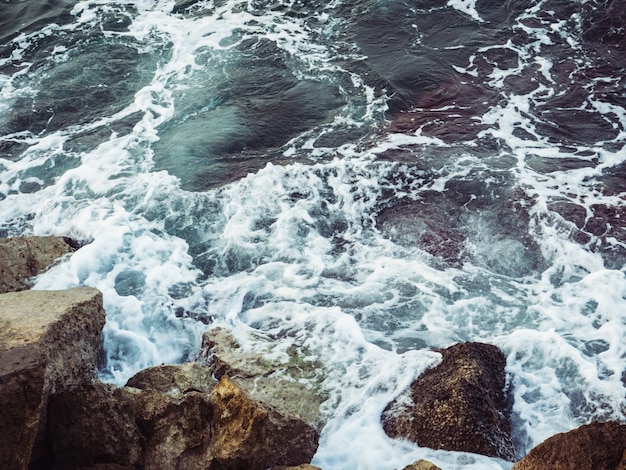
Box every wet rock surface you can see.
[199,326,326,429]
[512,421,626,470]
[0,236,77,293]
[0,287,105,470]
[381,342,516,460]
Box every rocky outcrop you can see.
[199,326,326,429]
[512,421,626,470]
[48,365,319,470]
[210,376,319,469]
[401,461,442,470]
[381,342,516,460]
[0,236,78,293]
[0,287,105,470]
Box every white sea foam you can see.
[447,0,483,23]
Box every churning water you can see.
[1,0,625,468]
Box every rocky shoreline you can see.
[0,236,624,469]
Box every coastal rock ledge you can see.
[49,367,319,470]
[0,287,105,470]
[381,342,516,460]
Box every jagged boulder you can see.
[49,382,214,469]
[272,466,322,470]
[512,421,626,470]
[0,236,78,293]
[49,384,145,468]
[210,376,319,469]
[48,366,319,470]
[381,342,516,460]
[199,326,326,429]
[401,461,441,470]
[126,361,214,395]
[0,287,105,470]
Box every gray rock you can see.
[198,326,327,429]
[126,361,214,395]
[0,236,77,293]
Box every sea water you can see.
[1,0,625,468]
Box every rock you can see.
[199,326,326,429]
[48,368,318,470]
[0,287,105,470]
[209,376,319,470]
[48,383,145,468]
[272,466,323,470]
[381,342,516,460]
[0,236,77,293]
[512,421,626,470]
[618,448,626,470]
[126,361,214,395]
[50,380,214,469]
[401,460,442,470]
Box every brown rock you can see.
[0,236,77,293]
[48,383,145,468]
[49,382,215,469]
[272,465,322,470]
[381,342,516,460]
[199,326,326,429]
[0,287,105,470]
[0,346,46,470]
[401,460,442,470]
[617,448,626,470]
[210,376,319,470]
[48,368,318,470]
[512,421,626,470]
[126,361,214,395]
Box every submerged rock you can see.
[512,421,626,470]
[381,342,516,460]
[199,326,326,429]
[0,287,105,470]
[0,236,77,293]
[48,365,319,470]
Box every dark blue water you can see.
[1,1,625,468]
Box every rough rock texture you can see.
[49,384,145,468]
[0,287,105,470]
[272,466,322,470]
[401,460,442,470]
[126,361,214,395]
[0,236,77,293]
[381,342,516,460]
[199,326,326,429]
[210,376,319,469]
[512,421,626,470]
[618,448,626,470]
[48,367,319,470]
